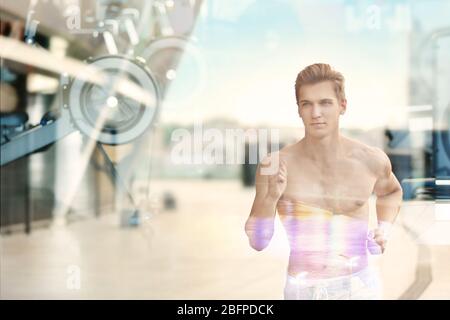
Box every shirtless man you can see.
[245,63,403,300]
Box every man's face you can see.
[297,81,346,138]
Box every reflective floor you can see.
[1,180,449,299]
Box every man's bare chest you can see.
[282,159,377,215]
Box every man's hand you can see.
[264,158,288,201]
[367,221,393,255]
[372,228,387,253]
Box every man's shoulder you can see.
[264,142,299,159]
[345,137,390,176]
[278,142,306,165]
[279,142,299,155]
[344,136,381,156]
[257,142,299,170]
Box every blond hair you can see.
[295,63,346,105]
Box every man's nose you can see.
[312,104,322,118]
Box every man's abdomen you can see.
[287,250,369,279]
[277,199,370,279]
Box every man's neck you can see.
[302,133,345,165]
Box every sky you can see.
[159,0,450,131]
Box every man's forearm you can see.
[249,195,278,219]
[376,188,403,223]
[245,196,278,251]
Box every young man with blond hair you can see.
[245,63,403,300]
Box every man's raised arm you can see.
[245,155,287,251]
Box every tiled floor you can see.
[1,180,449,299]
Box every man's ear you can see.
[340,99,347,114]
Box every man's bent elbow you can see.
[250,244,267,252]
[244,217,274,251]
[248,237,272,251]
[245,227,274,251]
[393,187,404,204]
